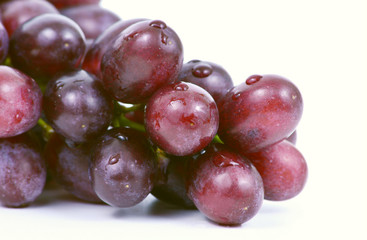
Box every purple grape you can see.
[82,18,147,78]
[44,133,101,203]
[43,69,113,143]
[246,140,308,201]
[61,4,120,40]
[0,66,42,138]
[101,19,183,103]
[187,143,264,225]
[0,0,59,37]
[151,149,196,208]
[9,13,86,79]
[145,82,219,156]
[0,133,46,207]
[178,59,233,103]
[219,74,303,154]
[0,21,9,63]
[90,127,156,208]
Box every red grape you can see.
[0,133,46,207]
[246,140,308,201]
[0,66,42,138]
[219,74,303,154]
[47,0,100,9]
[101,19,183,103]
[145,82,219,156]
[187,143,264,225]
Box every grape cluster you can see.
[0,0,307,226]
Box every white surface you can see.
[1,0,367,239]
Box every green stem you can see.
[37,118,54,141]
[118,114,145,132]
[213,134,224,144]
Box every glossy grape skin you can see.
[0,21,8,63]
[9,13,86,79]
[47,0,100,9]
[145,82,219,156]
[90,127,156,208]
[101,19,183,103]
[83,18,146,78]
[43,69,113,143]
[0,66,42,138]
[178,60,233,103]
[218,74,303,154]
[245,140,308,201]
[44,133,101,203]
[0,0,59,37]
[187,143,264,225]
[60,4,120,40]
[0,133,46,207]
[151,149,195,209]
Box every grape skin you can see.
[145,82,219,156]
[0,21,9,63]
[0,134,46,207]
[0,66,42,138]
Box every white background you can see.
[1,0,367,239]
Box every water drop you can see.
[108,154,120,165]
[213,154,240,167]
[246,75,262,85]
[188,59,201,64]
[173,82,189,91]
[161,32,168,44]
[192,63,213,78]
[149,20,167,29]
[232,92,241,100]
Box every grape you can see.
[0,66,42,138]
[9,13,86,79]
[0,133,46,207]
[145,82,219,156]
[43,69,113,143]
[151,149,196,208]
[0,21,8,63]
[178,59,233,103]
[187,143,264,225]
[44,133,101,203]
[47,0,100,9]
[90,127,156,208]
[101,19,183,103]
[60,4,120,40]
[245,140,308,201]
[287,130,297,145]
[124,107,145,125]
[0,0,59,37]
[82,18,147,78]
[218,74,303,154]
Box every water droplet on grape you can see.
[213,154,240,167]
[124,32,139,41]
[149,20,167,29]
[188,59,201,64]
[173,82,189,91]
[161,32,168,44]
[232,93,241,100]
[108,154,120,165]
[192,63,213,78]
[246,75,262,85]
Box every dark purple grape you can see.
[0,21,9,63]
[82,18,147,78]
[286,130,297,145]
[9,13,86,79]
[0,66,42,138]
[44,133,101,203]
[151,149,195,209]
[61,4,120,40]
[90,127,156,208]
[101,19,183,103]
[178,59,233,103]
[187,143,264,225]
[145,82,219,156]
[43,69,113,143]
[245,140,308,201]
[219,74,303,154]
[0,133,46,207]
[47,0,100,9]
[0,0,59,37]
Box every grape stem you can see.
[37,118,54,141]
[118,114,145,132]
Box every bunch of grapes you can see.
[0,0,307,226]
